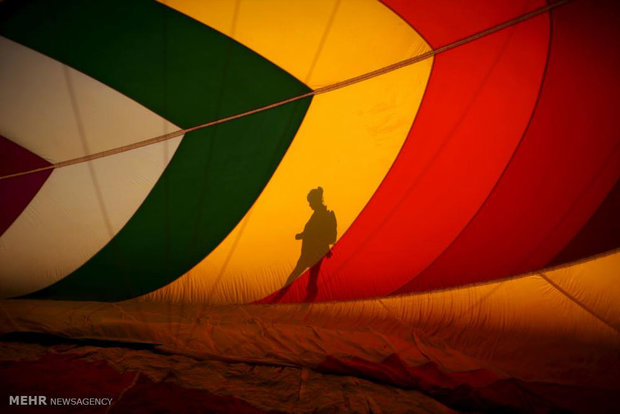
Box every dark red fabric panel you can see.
[0,351,276,414]
[0,136,51,236]
[0,352,137,414]
[384,0,545,48]
[317,355,619,414]
[549,178,620,266]
[261,12,550,303]
[112,376,277,414]
[397,0,620,294]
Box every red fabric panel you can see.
[0,136,51,236]
[261,10,550,303]
[384,0,545,48]
[397,0,620,294]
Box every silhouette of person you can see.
[282,187,337,300]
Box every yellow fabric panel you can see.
[159,0,427,88]
[543,251,620,331]
[147,0,432,304]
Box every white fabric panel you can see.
[0,36,178,162]
[0,37,182,297]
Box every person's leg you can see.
[284,260,307,287]
[271,260,307,302]
[305,259,323,301]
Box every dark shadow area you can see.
[549,178,620,266]
[0,331,160,350]
[275,187,336,302]
[1,333,600,413]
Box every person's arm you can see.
[297,216,312,239]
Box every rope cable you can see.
[0,0,569,181]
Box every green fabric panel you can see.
[1,0,311,301]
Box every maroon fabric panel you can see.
[111,376,277,414]
[317,354,618,414]
[0,352,137,414]
[0,136,52,236]
[549,178,620,266]
[0,351,276,414]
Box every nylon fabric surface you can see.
[2,251,619,413]
[0,37,183,297]
[0,2,618,411]
[398,0,620,294]
[262,7,551,303]
[0,0,311,300]
[145,0,433,305]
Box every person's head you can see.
[307,187,324,211]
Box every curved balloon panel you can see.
[145,0,432,304]
[263,7,552,303]
[261,0,620,304]
[550,179,620,266]
[385,0,548,49]
[0,0,616,304]
[0,37,182,298]
[395,0,620,294]
[0,0,616,305]
[0,0,619,412]
[1,0,311,301]
[0,37,180,163]
[161,0,427,89]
